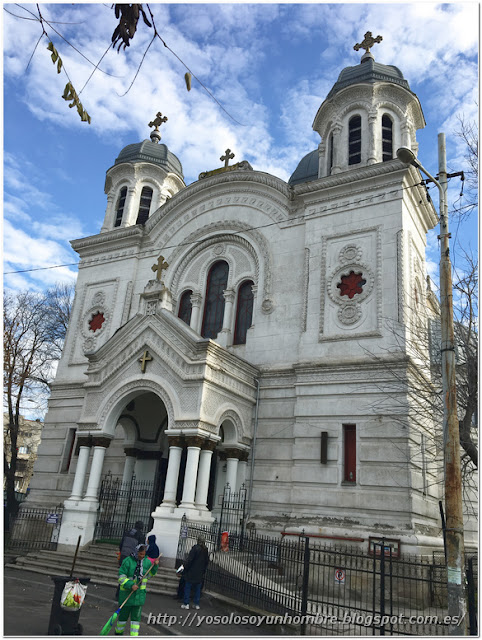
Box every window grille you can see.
[178,290,193,326]
[201,261,229,339]
[114,187,127,227]
[382,114,393,162]
[136,186,153,225]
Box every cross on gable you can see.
[139,350,152,373]
[148,112,168,130]
[151,255,169,281]
[354,31,383,54]
[220,148,235,167]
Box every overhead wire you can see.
[4,179,435,276]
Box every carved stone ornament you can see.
[202,439,218,452]
[82,304,110,339]
[92,291,106,305]
[339,244,363,265]
[338,302,363,325]
[327,263,374,307]
[261,298,274,314]
[83,337,96,354]
[224,447,243,460]
[213,244,226,256]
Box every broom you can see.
[100,557,159,635]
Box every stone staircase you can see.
[6,543,180,596]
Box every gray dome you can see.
[327,53,411,100]
[114,139,184,179]
[288,149,319,186]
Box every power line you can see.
[3,180,436,276]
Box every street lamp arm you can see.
[396,147,444,219]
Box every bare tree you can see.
[3,284,74,528]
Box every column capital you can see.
[136,450,163,460]
[185,435,205,449]
[91,436,112,448]
[218,450,227,461]
[77,435,92,448]
[238,449,249,462]
[201,439,217,452]
[223,288,236,304]
[124,447,139,458]
[190,292,202,307]
[224,447,243,460]
[168,435,185,448]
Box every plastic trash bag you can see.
[60,579,88,611]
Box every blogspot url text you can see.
[147,611,464,628]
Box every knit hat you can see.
[135,520,144,530]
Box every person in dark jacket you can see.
[146,534,160,565]
[115,522,146,599]
[181,536,209,610]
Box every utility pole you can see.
[437,133,466,634]
[397,135,466,634]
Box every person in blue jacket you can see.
[146,534,160,565]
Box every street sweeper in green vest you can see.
[115,543,159,636]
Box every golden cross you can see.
[220,148,235,167]
[139,350,152,373]
[148,112,168,131]
[151,255,169,281]
[354,31,383,54]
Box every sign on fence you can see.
[46,513,60,524]
[334,568,346,584]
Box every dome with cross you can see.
[114,139,184,180]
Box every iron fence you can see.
[94,474,155,543]
[177,519,477,636]
[7,506,63,551]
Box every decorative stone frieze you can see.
[184,436,205,449]
[168,436,185,448]
[224,447,243,460]
[91,436,112,448]
[201,439,218,452]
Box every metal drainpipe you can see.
[246,377,260,521]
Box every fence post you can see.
[466,558,477,635]
[379,543,385,636]
[300,536,310,635]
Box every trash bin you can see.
[47,576,90,635]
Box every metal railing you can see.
[177,519,478,636]
[7,506,63,551]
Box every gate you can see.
[8,506,63,551]
[217,484,247,551]
[94,475,155,543]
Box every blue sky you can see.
[3,3,479,293]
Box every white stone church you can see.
[25,34,475,558]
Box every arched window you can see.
[136,186,153,224]
[178,290,193,326]
[201,261,229,339]
[233,280,254,345]
[114,187,127,227]
[348,115,362,165]
[382,115,393,162]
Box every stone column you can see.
[161,437,184,507]
[69,436,92,500]
[217,289,235,346]
[194,440,216,511]
[83,437,111,502]
[331,123,343,174]
[224,447,240,492]
[401,122,411,149]
[236,450,249,490]
[180,436,203,509]
[101,192,116,233]
[367,111,377,164]
[121,186,136,227]
[190,293,202,333]
[122,447,138,486]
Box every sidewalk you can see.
[4,567,282,636]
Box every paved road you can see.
[4,568,279,636]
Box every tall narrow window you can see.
[61,429,76,473]
[382,115,393,162]
[136,186,153,224]
[233,280,254,345]
[178,290,193,326]
[348,115,362,165]
[343,424,356,482]
[114,187,127,227]
[328,133,334,173]
[201,261,229,339]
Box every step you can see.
[9,560,178,595]
[14,556,179,585]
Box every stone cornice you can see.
[292,159,405,197]
[144,170,292,235]
[71,226,144,256]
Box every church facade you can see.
[26,36,473,558]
